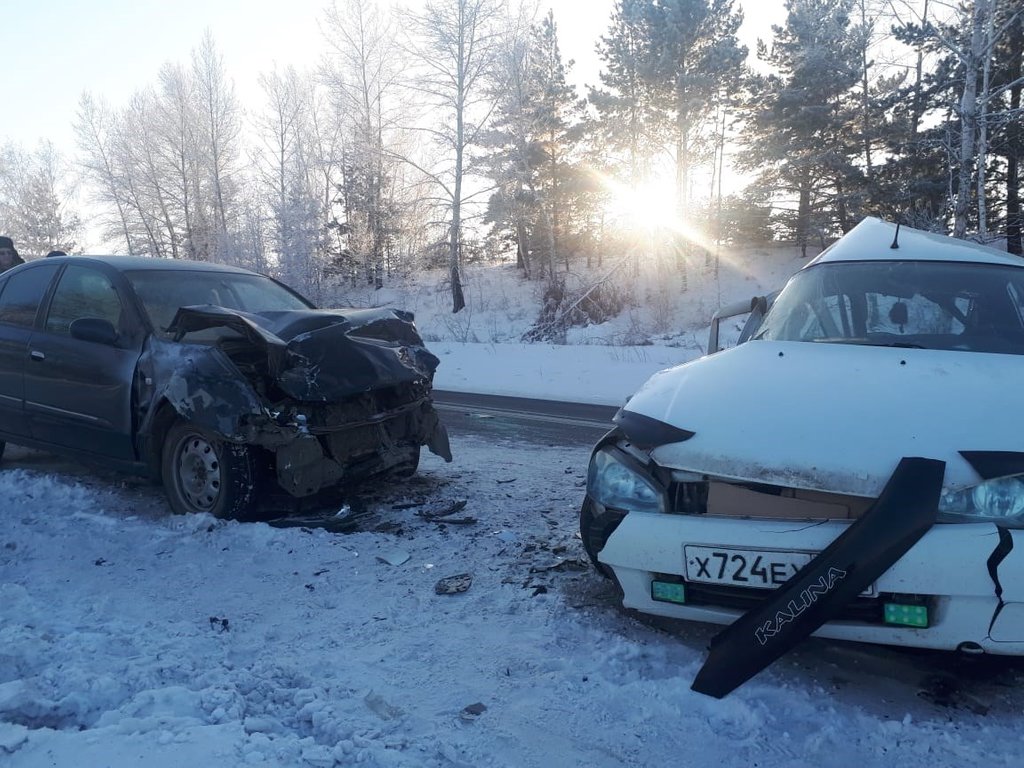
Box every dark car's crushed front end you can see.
[137,305,451,502]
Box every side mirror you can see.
[708,294,778,354]
[70,317,119,346]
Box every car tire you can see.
[161,421,257,519]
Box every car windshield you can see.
[126,269,312,337]
[755,260,1024,355]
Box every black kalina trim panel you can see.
[691,457,944,699]
[961,451,1024,480]
[612,409,695,450]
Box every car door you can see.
[0,264,61,440]
[24,263,143,460]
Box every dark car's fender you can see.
[135,336,271,469]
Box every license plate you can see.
[684,546,812,590]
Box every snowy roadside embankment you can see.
[429,340,695,405]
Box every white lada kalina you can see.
[580,217,1024,696]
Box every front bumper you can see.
[598,510,1024,654]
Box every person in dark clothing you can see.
[0,236,24,272]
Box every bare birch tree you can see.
[253,66,324,295]
[192,31,241,261]
[76,93,137,252]
[322,0,407,287]
[401,0,506,313]
[890,0,1023,239]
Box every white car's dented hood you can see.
[623,340,1024,497]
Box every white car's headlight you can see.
[587,448,665,514]
[939,474,1024,525]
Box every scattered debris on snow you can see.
[434,573,473,595]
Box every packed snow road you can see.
[2,431,1024,767]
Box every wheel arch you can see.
[141,398,187,479]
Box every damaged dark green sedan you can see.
[0,255,451,518]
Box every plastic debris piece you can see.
[528,558,590,574]
[418,499,468,520]
[375,548,411,567]
[459,702,487,722]
[435,573,473,595]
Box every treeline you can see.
[0,0,1021,312]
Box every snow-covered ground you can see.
[5,425,1024,768]
[5,250,1024,766]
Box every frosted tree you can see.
[192,31,242,261]
[120,88,185,258]
[78,80,198,257]
[887,0,1024,243]
[155,63,202,260]
[402,0,506,313]
[322,0,407,288]
[73,32,245,261]
[76,93,137,253]
[0,141,82,257]
[648,0,746,216]
[484,9,587,280]
[590,0,661,186]
[303,85,347,290]
[253,66,323,295]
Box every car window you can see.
[0,264,60,328]
[44,265,124,335]
[125,270,312,336]
[756,261,1024,355]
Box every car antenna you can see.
[890,220,901,250]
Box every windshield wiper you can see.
[808,337,927,349]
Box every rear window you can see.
[0,265,60,328]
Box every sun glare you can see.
[600,175,716,253]
[604,178,680,232]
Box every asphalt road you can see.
[431,390,619,447]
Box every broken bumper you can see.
[598,512,1024,654]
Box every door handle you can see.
[30,350,45,361]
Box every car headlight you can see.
[938,474,1024,526]
[587,447,665,514]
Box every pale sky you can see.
[0,0,785,157]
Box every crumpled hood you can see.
[622,340,1024,497]
[167,305,439,402]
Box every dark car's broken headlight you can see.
[587,447,665,514]
[939,474,1024,526]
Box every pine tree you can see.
[590,0,662,185]
[484,10,587,280]
[739,0,864,255]
[647,0,746,217]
